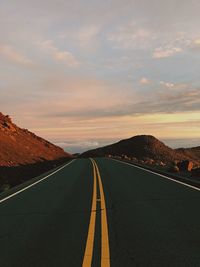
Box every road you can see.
[0,158,200,267]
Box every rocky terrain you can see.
[0,112,72,191]
[81,135,186,161]
[176,146,200,160]
[81,135,200,179]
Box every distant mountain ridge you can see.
[81,135,198,163]
[0,112,71,167]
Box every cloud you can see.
[139,77,151,85]
[54,51,80,66]
[58,25,101,52]
[76,25,101,49]
[190,37,200,51]
[108,20,193,58]
[153,46,182,58]
[160,81,174,88]
[53,140,108,153]
[55,140,99,148]
[42,83,200,120]
[193,38,200,45]
[40,40,80,67]
[40,40,54,50]
[0,44,32,65]
[108,21,154,49]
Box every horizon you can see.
[54,136,200,154]
[1,0,200,151]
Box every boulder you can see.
[145,158,155,165]
[131,157,138,162]
[138,160,144,164]
[144,158,155,165]
[160,161,165,167]
[177,160,193,172]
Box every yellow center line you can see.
[82,159,110,267]
[82,159,97,267]
[93,159,110,267]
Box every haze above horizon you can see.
[0,0,200,151]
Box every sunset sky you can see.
[1,0,200,152]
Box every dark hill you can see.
[81,135,189,163]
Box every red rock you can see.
[177,160,193,171]
[0,112,72,167]
[160,161,165,166]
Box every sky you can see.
[0,0,200,153]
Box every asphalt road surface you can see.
[0,158,200,267]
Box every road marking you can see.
[82,160,97,267]
[93,160,110,267]
[112,159,200,192]
[0,160,76,204]
[82,159,110,267]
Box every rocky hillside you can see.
[0,112,71,166]
[81,135,191,163]
[0,112,72,190]
[176,146,200,160]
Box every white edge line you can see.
[112,159,200,192]
[0,159,76,204]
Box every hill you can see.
[0,112,71,189]
[176,146,200,160]
[0,112,71,166]
[81,135,190,163]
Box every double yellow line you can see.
[82,159,110,267]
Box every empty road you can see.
[0,158,200,267]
